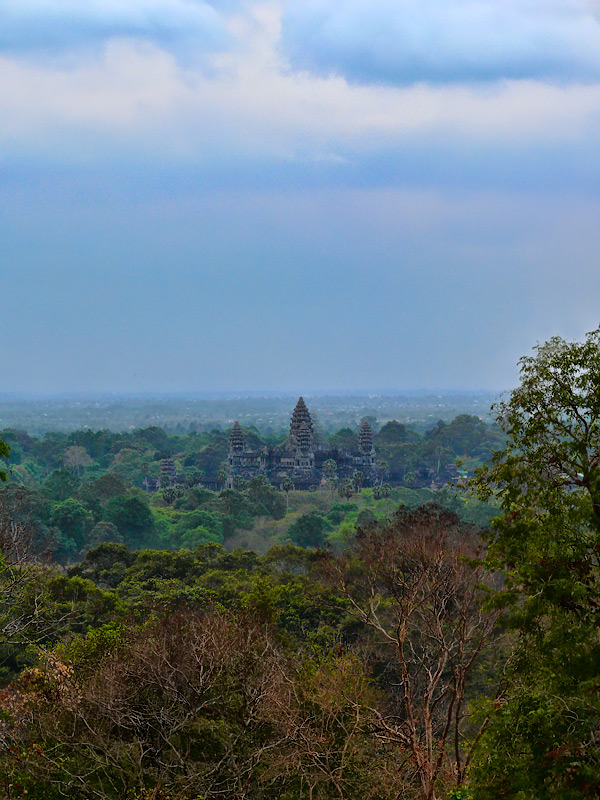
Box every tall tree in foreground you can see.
[472,328,600,799]
[323,505,502,800]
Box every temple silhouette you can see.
[227,397,378,490]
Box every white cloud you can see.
[2,0,600,192]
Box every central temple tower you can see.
[288,396,314,451]
[288,396,316,473]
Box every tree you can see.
[0,609,387,800]
[49,498,93,550]
[352,470,364,493]
[232,475,248,492]
[217,464,228,488]
[322,459,337,481]
[322,460,338,498]
[246,475,286,520]
[282,476,294,512]
[87,521,123,549]
[373,482,391,501]
[288,511,332,549]
[63,445,93,476]
[90,474,127,500]
[329,428,358,452]
[338,480,355,502]
[162,485,185,506]
[0,488,112,677]
[186,468,203,487]
[0,435,10,482]
[0,488,49,652]
[104,494,153,549]
[425,415,489,459]
[324,505,502,800]
[377,420,410,446]
[433,445,450,474]
[472,329,600,799]
[43,468,81,502]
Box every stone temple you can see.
[227,397,378,490]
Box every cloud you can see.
[3,30,600,186]
[0,0,231,59]
[280,0,600,85]
[3,1,600,197]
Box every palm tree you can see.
[352,470,365,494]
[339,479,355,502]
[282,476,294,512]
[322,460,338,498]
[217,465,228,491]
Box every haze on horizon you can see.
[2,0,600,395]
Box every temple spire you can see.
[358,420,374,454]
[289,397,314,451]
[229,421,245,452]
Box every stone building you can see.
[227,397,378,490]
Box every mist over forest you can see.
[0,391,498,435]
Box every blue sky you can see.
[2,0,600,393]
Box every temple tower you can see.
[229,421,245,453]
[296,420,314,452]
[358,419,377,474]
[358,420,375,455]
[289,397,314,452]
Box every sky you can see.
[2,0,600,394]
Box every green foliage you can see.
[471,329,600,799]
[175,486,217,510]
[49,498,93,549]
[59,621,126,664]
[153,507,224,550]
[322,458,337,478]
[90,473,127,499]
[328,427,358,451]
[326,502,358,524]
[448,790,473,800]
[0,434,10,482]
[69,542,137,588]
[87,521,123,548]
[425,413,493,458]
[43,468,81,501]
[246,474,286,519]
[288,511,332,548]
[471,619,600,799]
[338,479,355,501]
[104,492,154,548]
[377,420,413,445]
[326,520,356,552]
